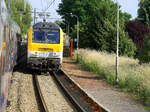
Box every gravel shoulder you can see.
[6,71,41,112]
[36,74,75,112]
[62,57,149,112]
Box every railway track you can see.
[34,70,109,112]
[34,75,49,112]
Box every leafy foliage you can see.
[125,0,150,63]
[137,0,150,63]
[57,0,136,57]
[139,34,150,63]
[126,20,149,53]
[138,0,150,25]
[5,0,32,35]
[74,49,150,107]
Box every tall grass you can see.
[73,49,150,107]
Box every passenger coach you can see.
[27,21,64,71]
[0,0,21,111]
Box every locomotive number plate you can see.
[38,52,49,58]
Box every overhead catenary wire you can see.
[45,0,50,6]
[44,0,55,12]
[12,0,57,22]
[40,0,47,10]
[41,0,44,11]
[43,0,56,12]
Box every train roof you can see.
[33,22,60,29]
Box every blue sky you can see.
[28,0,61,22]
[117,0,139,18]
[28,0,139,20]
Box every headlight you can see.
[28,51,37,57]
[53,52,59,57]
[52,52,62,58]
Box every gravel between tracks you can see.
[36,74,75,112]
[6,71,41,112]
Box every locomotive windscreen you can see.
[33,29,60,44]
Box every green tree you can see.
[5,0,32,35]
[138,34,150,63]
[136,0,150,63]
[138,0,150,25]
[57,0,136,56]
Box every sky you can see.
[28,0,139,22]
[28,0,62,22]
[117,0,139,18]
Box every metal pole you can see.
[69,13,80,60]
[66,22,68,35]
[34,8,36,24]
[67,22,70,36]
[115,1,119,84]
[66,22,70,36]
[8,0,12,13]
[0,0,1,14]
[77,16,79,50]
[70,13,79,50]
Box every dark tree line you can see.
[126,0,150,63]
[126,20,149,54]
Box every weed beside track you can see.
[74,49,150,109]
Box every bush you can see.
[138,34,150,63]
[74,49,150,107]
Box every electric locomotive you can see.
[0,0,21,111]
[27,20,64,71]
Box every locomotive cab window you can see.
[33,29,60,44]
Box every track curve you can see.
[34,69,109,112]
[52,70,109,112]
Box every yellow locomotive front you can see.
[27,22,63,71]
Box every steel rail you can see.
[34,75,49,112]
[51,70,109,112]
